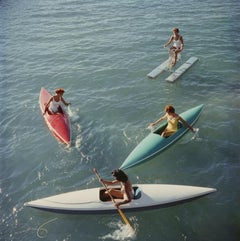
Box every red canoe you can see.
[39,87,71,145]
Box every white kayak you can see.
[24,184,216,214]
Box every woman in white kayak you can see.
[164,27,184,66]
[99,169,133,208]
[43,88,70,115]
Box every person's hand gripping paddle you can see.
[93,168,134,232]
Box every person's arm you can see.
[179,36,184,50]
[61,97,71,106]
[43,97,53,114]
[148,114,167,127]
[100,179,119,186]
[179,116,195,132]
[115,197,131,207]
[115,185,132,207]
[164,36,173,48]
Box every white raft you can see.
[147,59,169,78]
[24,184,216,214]
[166,57,199,82]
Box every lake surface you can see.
[1,0,239,240]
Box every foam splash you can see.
[66,106,83,149]
[191,128,202,141]
[74,123,82,149]
[123,130,132,141]
[67,106,80,122]
[146,125,154,132]
[147,122,161,133]
[99,219,138,241]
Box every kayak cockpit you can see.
[99,186,142,202]
[153,122,183,136]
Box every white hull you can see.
[166,57,198,82]
[25,184,216,214]
[147,59,169,78]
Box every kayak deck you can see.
[25,184,216,214]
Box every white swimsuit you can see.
[173,37,182,49]
[49,97,61,113]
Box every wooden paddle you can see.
[93,168,134,231]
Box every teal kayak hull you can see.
[120,105,203,170]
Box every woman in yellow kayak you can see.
[148,105,195,137]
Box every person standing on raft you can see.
[164,27,184,66]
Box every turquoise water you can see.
[1,0,239,240]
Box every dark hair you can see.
[55,88,65,94]
[165,105,175,113]
[112,169,128,183]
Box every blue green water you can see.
[1,0,239,240]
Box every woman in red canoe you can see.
[43,88,70,115]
